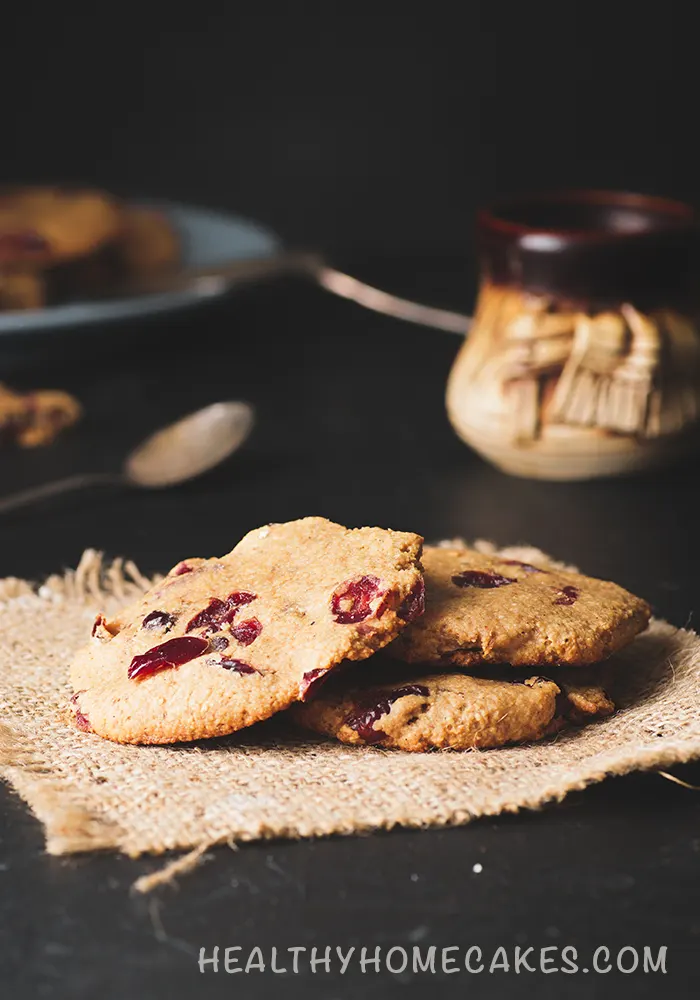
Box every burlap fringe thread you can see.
[1,546,700,893]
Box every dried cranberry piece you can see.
[91,615,105,637]
[186,598,229,633]
[231,617,262,646]
[172,562,193,576]
[554,585,580,606]
[142,610,176,631]
[0,229,50,260]
[373,595,391,618]
[70,691,92,732]
[75,709,92,732]
[128,635,209,680]
[227,591,257,609]
[210,635,230,651]
[185,591,257,633]
[299,667,329,701]
[331,576,383,624]
[219,657,258,675]
[398,579,426,622]
[346,685,429,744]
[501,559,547,574]
[452,571,517,589]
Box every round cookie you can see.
[291,665,615,751]
[388,546,650,668]
[0,187,121,267]
[70,517,424,744]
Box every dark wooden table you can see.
[2,264,699,998]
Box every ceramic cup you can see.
[446,190,700,480]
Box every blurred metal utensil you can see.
[90,251,472,334]
[0,401,254,514]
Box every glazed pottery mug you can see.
[446,191,700,480]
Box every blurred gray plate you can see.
[0,201,281,337]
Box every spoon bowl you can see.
[0,400,256,515]
[125,401,255,488]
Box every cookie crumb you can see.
[0,383,81,447]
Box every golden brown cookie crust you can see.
[0,270,45,310]
[70,518,424,745]
[0,187,121,267]
[388,546,650,668]
[116,207,180,275]
[292,666,614,751]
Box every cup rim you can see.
[478,189,697,245]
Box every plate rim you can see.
[0,199,283,337]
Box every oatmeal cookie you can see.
[292,663,615,751]
[0,187,121,267]
[70,517,424,744]
[388,546,650,668]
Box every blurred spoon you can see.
[0,401,254,514]
[90,251,473,334]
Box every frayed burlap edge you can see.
[1,545,699,892]
[0,550,158,859]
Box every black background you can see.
[4,2,700,259]
[2,4,700,999]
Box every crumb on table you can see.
[0,383,82,447]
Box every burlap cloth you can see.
[1,543,699,889]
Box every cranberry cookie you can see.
[388,546,650,668]
[0,187,121,267]
[291,663,615,751]
[70,517,424,744]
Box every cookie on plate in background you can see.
[0,187,122,268]
[0,270,45,310]
[115,206,180,276]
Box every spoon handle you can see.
[95,251,473,334]
[313,265,472,334]
[194,254,473,334]
[0,472,124,515]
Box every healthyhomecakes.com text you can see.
[198,944,667,976]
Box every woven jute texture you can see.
[2,544,700,878]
